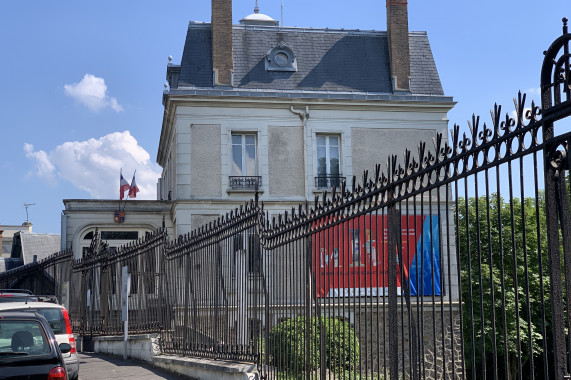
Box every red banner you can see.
[312,215,423,297]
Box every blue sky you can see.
[0,1,569,234]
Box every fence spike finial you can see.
[513,91,527,128]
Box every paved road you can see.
[78,353,190,380]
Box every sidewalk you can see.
[78,353,190,380]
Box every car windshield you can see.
[0,320,51,357]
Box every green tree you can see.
[457,192,550,380]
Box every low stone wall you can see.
[152,355,258,380]
[92,334,160,362]
[89,334,259,380]
[353,302,464,379]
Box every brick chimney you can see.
[386,0,410,92]
[211,0,234,86]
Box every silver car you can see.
[0,301,79,380]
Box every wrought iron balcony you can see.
[315,175,345,189]
[229,176,262,190]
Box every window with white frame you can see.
[316,134,341,188]
[230,133,260,190]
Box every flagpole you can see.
[119,168,123,211]
[123,187,132,210]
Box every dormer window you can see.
[266,42,297,72]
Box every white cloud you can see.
[24,131,161,199]
[24,143,56,179]
[64,74,124,112]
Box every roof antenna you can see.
[281,0,284,26]
[254,0,259,14]
[24,203,36,223]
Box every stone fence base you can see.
[86,334,258,380]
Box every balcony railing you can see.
[315,175,345,189]
[229,176,262,190]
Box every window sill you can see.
[312,188,338,195]
[226,188,264,195]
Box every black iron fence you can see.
[0,249,73,307]
[1,18,571,380]
[70,228,169,336]
[160,202,263,362]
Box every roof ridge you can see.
[188,21,428,36]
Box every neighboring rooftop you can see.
[10,232,61,265]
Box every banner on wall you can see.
[312,215,441,298]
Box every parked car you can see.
[0,289,39,303]
[0,302,79,380]
[0,310,71,379]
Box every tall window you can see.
[231,134,259,190]
[316,135,340,188]
[232,134,256,176]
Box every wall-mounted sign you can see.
[121,266,130,322]
[312,215,441,298]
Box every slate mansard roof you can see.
[175,22,444,96]
[11,232,61,264]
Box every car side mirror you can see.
[59,343,72,354]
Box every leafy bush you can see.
[322,317,359,372]
[267,316,360,374]
[267,316,319,372]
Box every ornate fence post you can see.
[541,17,571,380]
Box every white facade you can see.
[157,97,454,236]
[61,200,173,259]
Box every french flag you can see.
[120,170,131,200]
[128,172,140,198]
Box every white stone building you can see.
[62,0,454,256]
[156,0,454,237]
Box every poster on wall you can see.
[312,214,441,298]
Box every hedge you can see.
[267,316,360,374]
